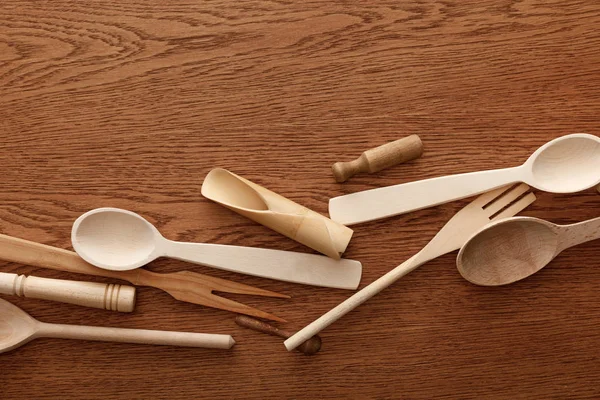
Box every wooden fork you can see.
[285,184,537,350]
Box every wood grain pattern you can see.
[0,1,599,398]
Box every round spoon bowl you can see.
[528,134,600,193]
[72,208,158,271]
[0,299,37,353]
[457,217,560,286]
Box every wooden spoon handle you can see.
[162,241,362,289]
[559,216,600,251]
[40,322,235,349]
[329,166,523,225]
[0,272,135,312]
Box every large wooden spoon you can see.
[330,133,600,225]
[457,216,600,286]
[0,298,234,353]
[71,207,362,290]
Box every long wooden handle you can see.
[162,240,362,290]
[328,166,523,225]
[284,254,423,351]
[0,272,136,312]
[40,322,235,349]
[332,135,423,182]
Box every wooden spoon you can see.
[329,133,600,225]
[0,298,234,353]
[71,208,362,289]
[457,216,600,286]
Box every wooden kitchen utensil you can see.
[235,315,321,355]
[457,215,600,286]
[0,272,136,312]
[329,133,600,225]
[201,168,353,259]
[71,208,362,289]
[285,184,536,350]
[0,233,288,322]
[332,135,423,182]
[0,298,234,353]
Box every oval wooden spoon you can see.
[457,216,600,285]
[71,208,362,289]
[0,298,234,353]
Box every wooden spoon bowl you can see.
[457,218,558,285]
[0,299,38,354]
[457,215,600,286]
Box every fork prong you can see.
[470,184,517,208]
[484,183,531,216]
[492,192,537,220]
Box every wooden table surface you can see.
[1,1,599,398]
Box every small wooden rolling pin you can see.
[0,272,136,312]
[332,135,423,182]
[235,315,322,355]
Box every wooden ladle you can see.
[0,298,235,353]
[457,216,600,286]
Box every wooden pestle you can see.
[235,315,321,355]
[0,272,136,312]
[332,135,423,182]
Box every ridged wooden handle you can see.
[0,272,136,312]
[332,135,423,182]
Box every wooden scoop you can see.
[0,298,235,353]
[457,216,600,286]
[202,168,354,259]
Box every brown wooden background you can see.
[1,1,599,398]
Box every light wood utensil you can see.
[71,208,362,289]
[285,184,536,351]
[235,315,321,355]
[0,298,234,353]
[202,168,353,259]
[457,216,600,286]
[332,135,423,183]
[0,272,135,312]
[0,233,288,322]
[329,133,600,225]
